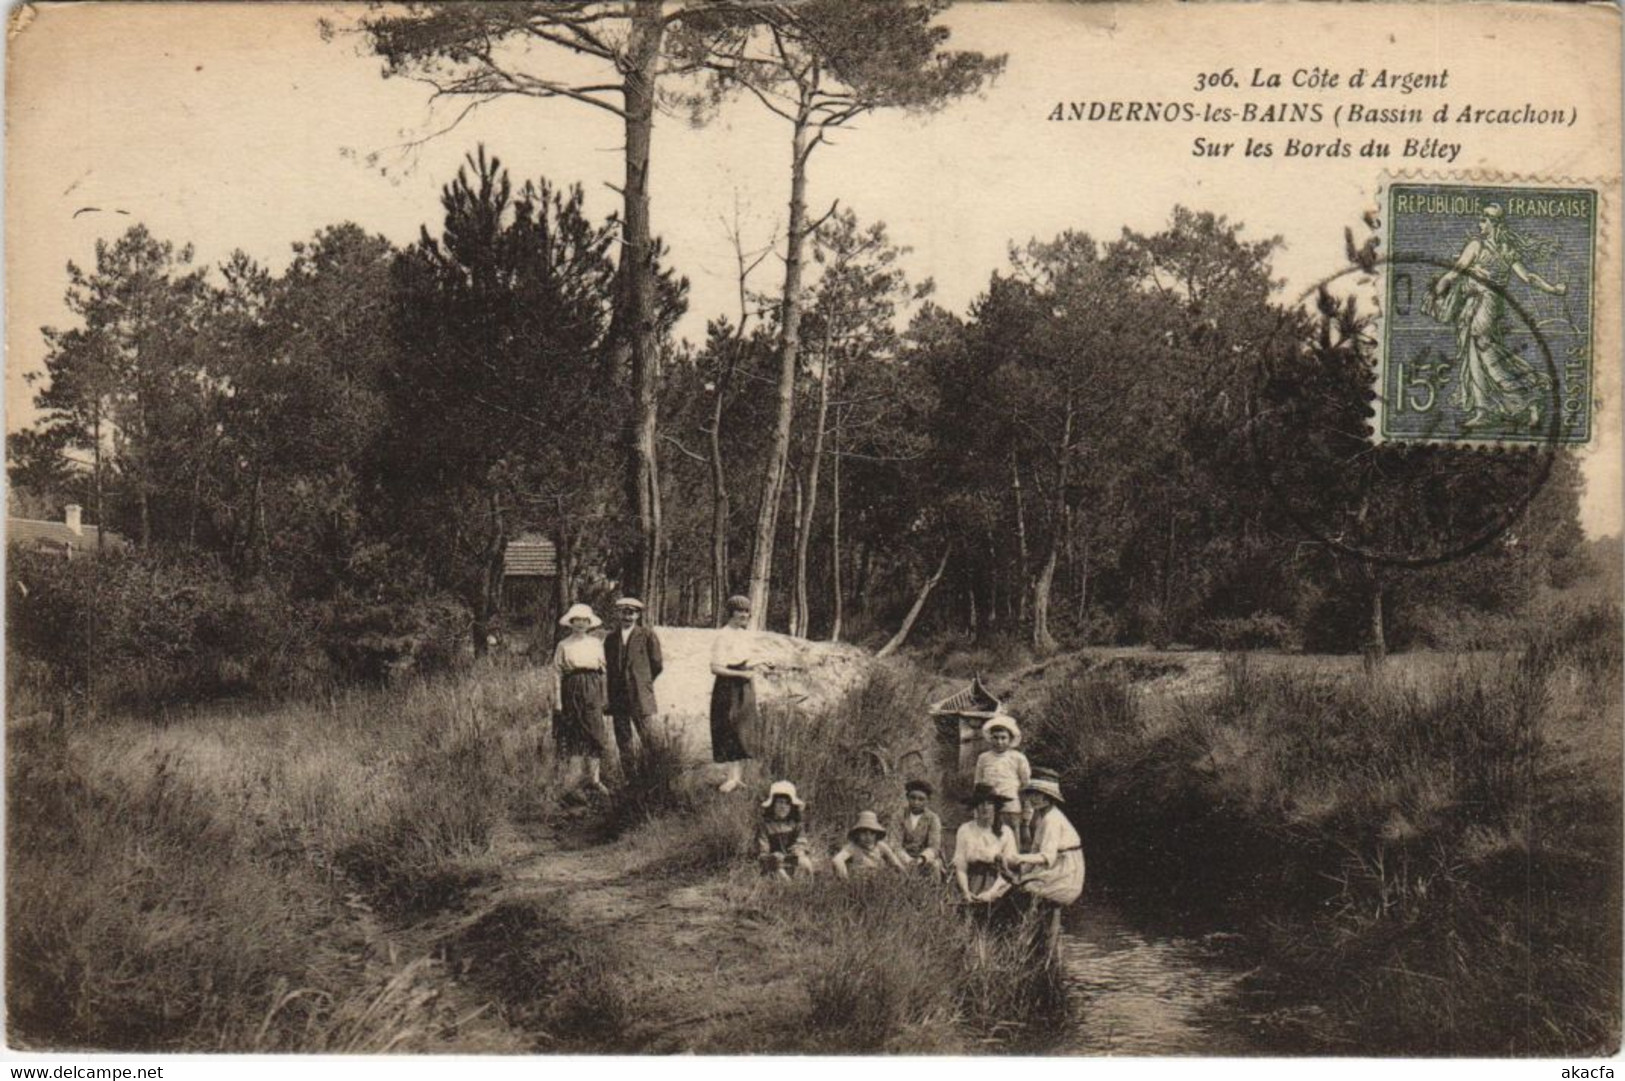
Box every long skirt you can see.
[708,674,756,763]
[964,860,1006,898]
[555,670,607,756]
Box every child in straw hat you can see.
[755,780,815,880]
[973,715,1031,839]
[832,811,907,880]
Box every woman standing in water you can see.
[1426,203,1567,430]
[552,603,611,796]
[709,594,768,793]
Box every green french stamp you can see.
[1378,182,1596,445]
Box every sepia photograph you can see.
[4,0,1621,1064]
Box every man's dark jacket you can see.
[605,625,663,718]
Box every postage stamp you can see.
[1376,181,1598,445]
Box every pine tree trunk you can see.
[1368,582,1387,661]
[829,413,843,643]
[793,337,832,639]
[708,352,732,626]
[92,404,104,552]
[1011,452,1029,624]
[878,546,950,658]
[747,105,814,630]
[789,475,805,637]
[473,492,506,658]
[618,1,666,618]
[1032,544,1059,654]
[1075,531,1091,625]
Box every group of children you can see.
[752,714,1085,913]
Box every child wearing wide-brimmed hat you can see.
[895,780,944,876]
[755,780,815,880]
[551,602,610,796]
[973,714,1031,839]
[832,810,907,880]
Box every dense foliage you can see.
[8,156,1591,707]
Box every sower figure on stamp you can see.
[604,596,662,773]
[1426,203,1567,431]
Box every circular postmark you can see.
[1246,252,1564,569]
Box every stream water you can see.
[1051,894,1270,1055]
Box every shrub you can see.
[6,546,328,710]
[1195,611,1302,652]
[318,592,470,685]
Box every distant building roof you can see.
[504,534,557,577]
[7,517,125,554]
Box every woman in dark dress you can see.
[708,594,767,793]
[552,602,610,795]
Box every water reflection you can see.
[1056,895,1258,1055]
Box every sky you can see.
[6,2,1620,535]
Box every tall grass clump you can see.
[753,662,948,834]
[742,873,1063,1053]
[445,900,633,1051]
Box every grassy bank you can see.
[1015,601,1623,1054]
[6,662,553,1051]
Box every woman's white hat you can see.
[761,780,805,809]
[848,810,887,840]
[981,714,1021,747]
[559,603,602,629]
[1021,775,1065,804]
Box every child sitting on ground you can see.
[895,780,944,876]
[832,811,908,879]
[755,780,815,880]
[974,715,1031,841]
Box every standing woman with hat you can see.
[1007,769,1085,907]
[709,594,769,793]
[552,603,611,796]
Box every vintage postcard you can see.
[4,1,1620,1073]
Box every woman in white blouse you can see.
[953,784,1019,906]
[552,603,610,795]
[708,594,768,793]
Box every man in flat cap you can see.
[604,596,663,771]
